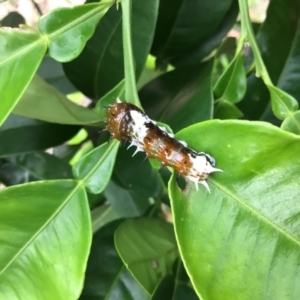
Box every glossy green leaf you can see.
[267,85,298,119]
[64,0,158,100]
[37,56,76,94]
[73,140,119,194]
[80,220,149,300]
[277,20,300,102]
[0,26,47,126]
[151,275,198,300]
[151,0,238,68]
[239,0,300,122]
[0,115,79,157]
[281,110,300,135]
[151,259,198,300]
[0,151,72,186]
[115,218,178,294]
[104,181,151,217]
[38,1,114,62]
[0,180,91,299]
[53,144,82,162]
[13,75,101,125]
[214,100,243,119]
[87,191,106,209]
[95,79,125,118]
[214,52,246,104]
[91,204,121,232]
[170,120,300,299]
[151,275,175,300]
[113,145,164,198]
[255,0,300,84]
[140,62,213,132]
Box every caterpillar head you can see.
[187,152,222,192]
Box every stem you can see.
[238,0,273,85]
[121,0,141,108]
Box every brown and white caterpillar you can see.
[105,99,221,192]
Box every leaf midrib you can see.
[46,3,112,40]
[210,178,300,247]
[0,180,82,277]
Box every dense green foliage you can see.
[0,0,300,299]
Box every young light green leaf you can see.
[267,85,299,119]
[214,52,246,104]
[13,75,101,125]
[281,110,300,135]
[0,180,91,299]
[73,140,119,194]
[214,99,244,119]
[0,26,47,126]
[115,218,178,294]
[39,2,114,62]
[95,79,125,118]
[170,120,300,300]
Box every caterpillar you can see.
[105,99,221,192]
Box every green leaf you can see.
[151,275,175,300]
[277,20,300,102]
[87,191,106,209]
[151,260,198,300]
[104,181,151,217]
[95,79,125,118]
[170,120,300,299]
[63,0,158,100]
[281,110,300,135]
[151,0,238,68]
[54,144,82,162]
[0,115,79,157]
[0,180,91,299]
[13,75,101,125]
[0,26,47,126]
[0,151,72,186]
[113,146,164,198]
[73,140,119,194]
[115,218,178,294]
[38,2,113,62]
[37,56,76,94]
[214,100,243,119]
[214,52,246,104]
[80,219,149,300]
[239,0,300,122]
[140,62,214,132]
[267,85,298,119]
[91,204,121,232]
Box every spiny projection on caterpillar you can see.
[104,99,222,192]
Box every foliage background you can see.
[0,0,300,299]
